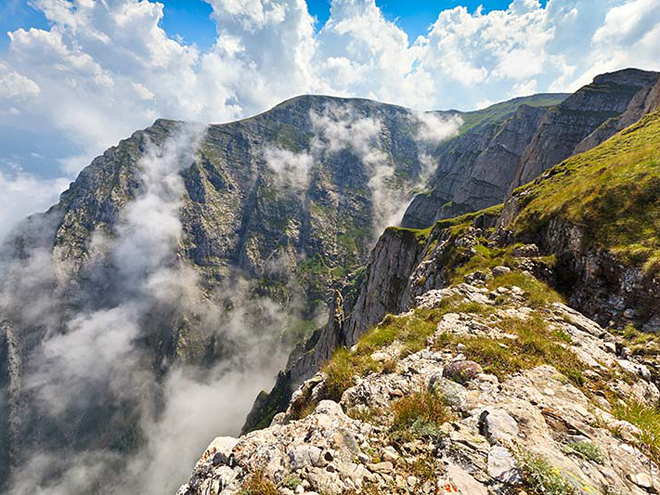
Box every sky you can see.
[0,0,658,238]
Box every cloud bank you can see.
[1,124,293,495]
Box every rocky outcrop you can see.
[510,68,659,190]
[179,285,660,495]
[402,99,562,228]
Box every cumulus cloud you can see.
[0,0,658,239]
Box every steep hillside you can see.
[247,109,660,451]
[0,95,455,493]
[403,69,659,228]
[188,108,660,495]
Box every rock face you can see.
[179,283,660,495]
[510,68,660,191]
[403,69,659,228]
[0,95,454,492]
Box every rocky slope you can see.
[179,284,660,495]
[224,109,660,493]
[403,68,659,228]
[0,95,456,493]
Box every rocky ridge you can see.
[234,108,660,492]
[178,281,660,494]
[403,68,659,228]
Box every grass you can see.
[239,470,278,495]
[441,313,585,386]
[612,400,660,463]
[567,441,604,464]
[512,110,660,272]
[516,450,576,495]
[457,93,568,135]
[390,390,453,442]
[487,271,564,308]
[322,297,494,404]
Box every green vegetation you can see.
[239,470,278,495]
[322,297,492,402]
[513,110,660,272]
[516,450,576,495]
[613,400,660,463]
[281,475,303,490]
[390,390,452,442]
[458,93,569,135]
[567,441,604,463]
[488,271,564,308]
[440,313,585,386]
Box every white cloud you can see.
[264,146,314,188]
[0,0,658,263]
[0,65,41,99]
[0,167,69,243]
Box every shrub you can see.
[239,470,278,495]
[567,441,604,463]
[390,390,452,441]
[516,450,576,495]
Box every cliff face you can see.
[402,98,564,228]
[0,95,456,493]
[510,68,659,190]
[403,69,659,229]
[234,109,660,494]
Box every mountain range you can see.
[1,68,659,494]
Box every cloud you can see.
[0,0,657,241]
[309,104,461,235]
[2,123,303,495]
[264,146,314,188]
[0,166,69,243]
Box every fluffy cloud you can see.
[0,166,69,242]
[0,0,658,230]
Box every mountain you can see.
[0,95,456,492]
[403,68,659,228]
[179,108,660,495]
[2,68,660,494]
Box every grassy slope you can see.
[512,109,660,270]
[458,93,569,135]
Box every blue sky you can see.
[1,0,547,51]
[0,0,657,238]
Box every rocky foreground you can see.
[177,280,660,494]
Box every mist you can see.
[1,123,293,495]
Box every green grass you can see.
[513,110,660,272]
[390,390,453,442]
[567,441,604,464]
[321,297,494,402]
[457,93,569,135]
[613,400,660,463]
[441,313,585,386]
[488,271,564,308]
